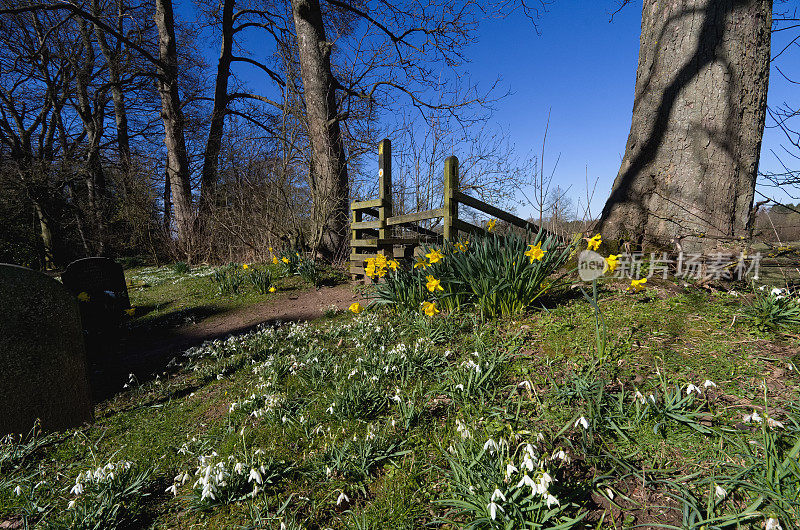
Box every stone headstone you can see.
[61,258,130,399]
[0,264,93,436]
[61,257,130,309]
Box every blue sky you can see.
[466,1,642,217]
[179,0,799,218]
[467,1,800,217]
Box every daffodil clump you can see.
[270,248,302,276]
[374,231,577,318]
[364,253,399,279]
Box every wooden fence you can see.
[350,139,545,280]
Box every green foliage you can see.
[172,261,190,274]
[298,258,321,287]
[8,269,800,529]
[246,267,273,294]
[319,437,408,492]
[373,265,428,312]
[210,265,245,294]
[745,285,800,331]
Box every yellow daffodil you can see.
[486,219,496,232]
[77,292,90,302]
[272,256,279,265]
[269,247,273,252]
[387,259,399,271]
[605,254,620,272]
[124,308,136,316]
[365,260,377,278]
[281,257,289,264]
[269,286,276,293]
[524,242,546,263]
[413,257,429,269]
[349,302,362,314]
[242,264,249,270]
[426,275,444,292]
[426,249,443,264]
[629,278,647,292]
[587,234,602,251]
[422,301,439,316]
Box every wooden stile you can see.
[349,139,548,281]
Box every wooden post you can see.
[443,155,459,242]
[351,207,363,281]
[378,139,392,257]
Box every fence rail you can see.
[349,138,551,280]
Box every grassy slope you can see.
[2,279,799,528]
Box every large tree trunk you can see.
[291,0,350,259]
[597,0,771,253]
[154,0,194,255]
[198,0,234,226]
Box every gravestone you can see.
[61,257,130,399]
[61,257,131,309]
[0,264,93,436]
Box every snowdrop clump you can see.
[444,429,572,526]
[182,448,288,505]
[69,460,134,498]
[228,392,283,419]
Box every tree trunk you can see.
[198,0,234,225]
[596,0,771,253]
[163,167,172,232]
[154,0,194,255]
[33,200,55,269]
[290,0,350,259]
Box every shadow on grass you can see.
[128,304,228,331]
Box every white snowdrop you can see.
[714,484,727,499]
[743,411,763,423]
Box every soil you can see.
[120,283,366,379]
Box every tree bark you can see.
[154,0,194,254]
[597,0,772,253]
[291,0,350,258]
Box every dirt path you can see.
[124,283,366,374]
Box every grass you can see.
[2,274,800,528]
